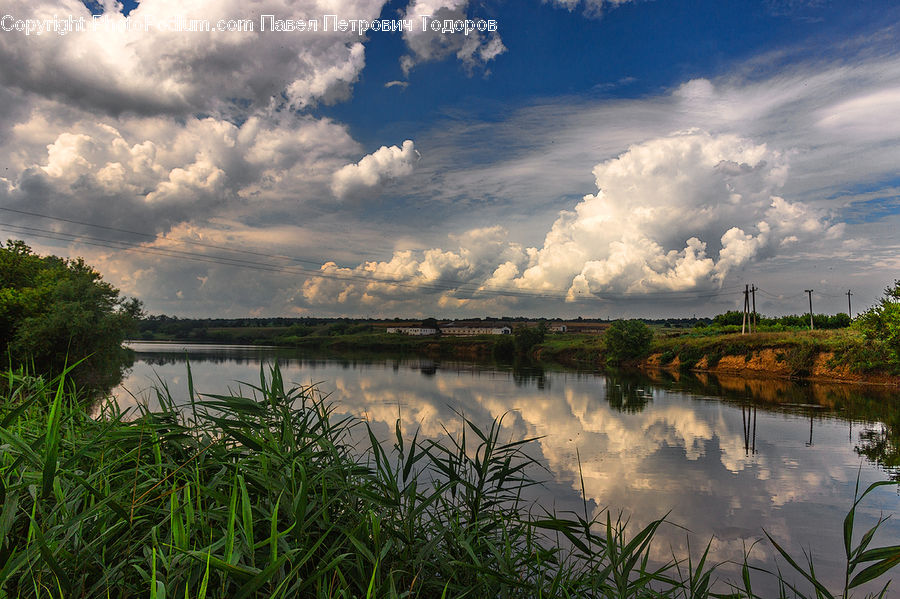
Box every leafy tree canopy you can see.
[856,280,900,362]
[604,319,653,366]
[1,240,142,387]
[513,322,547,355]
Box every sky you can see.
[1,0,899,319]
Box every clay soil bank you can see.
[642,348,900,386]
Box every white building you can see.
[440,326,512,336]
[385,327,438,336]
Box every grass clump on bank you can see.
[2,365,900,598]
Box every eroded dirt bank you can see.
[642,349,900,385]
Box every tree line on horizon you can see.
[3,240,900,383]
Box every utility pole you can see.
[742,284,750,334]
[847,289,853,318]
[805,289,814,330]
[751,284,757,331]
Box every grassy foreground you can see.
[1,366,899,598]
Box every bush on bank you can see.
[604,320,653,366]
[856,280,900,365]
[0,240,142,387]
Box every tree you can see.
[856,280,900,363]
[603,319,653,365]
[421,317,441,335]
[513,322,547,355]
[828,312,852,329]
[713,311,744,327]
[1,240,142,387]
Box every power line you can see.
[815,290,845,299]
[1,206,748,299]
[0,222,544,299]
[0,206,352,269]
[1,222,745,304]
[0,212,749,303]
[756,287,806,300]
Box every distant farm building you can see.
[440,324,512,336]
[386,327,438,336]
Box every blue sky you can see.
[328,0,898,143]
[1,0,899,318]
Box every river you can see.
[113,341,900,593]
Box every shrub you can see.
[513,322,547,355]
[827,312,852,329]
[659,349,678,364]
[492,335,515,359]
[676,345,706,371]
[0,240,141,386]
[713,310,744,327]
[856,280,900,363]
[604,319,653,365]
[706,351,723,368]
[784,343,819,377]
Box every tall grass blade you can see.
[763,531,836,599]
[849,552,900,588]
[40,370,66,500]
[186,356,198,426]
[198,550,211,599]
[29,518,72,596]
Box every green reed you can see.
[0,363,898,598]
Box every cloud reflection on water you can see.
[115,344,900,591]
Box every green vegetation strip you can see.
[1,365,900,598]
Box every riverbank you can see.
[643,347,900,385]
[135,326,900,385]
[641,329,900,385]
[531,328,900,385]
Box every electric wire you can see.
[0,222,533,297]
[1,213,748,304]
[0,220,749,303]
[0,206,749,300]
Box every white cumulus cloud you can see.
[399,0,506,75]
[305,130,842,315]
[511,131,839,298]
[299,225,527,313]
[0,0,386,117]
[0,103,361,235]
[331,140,420,198]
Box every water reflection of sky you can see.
[115,343,900,593]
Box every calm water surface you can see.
[114,341,900,592]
